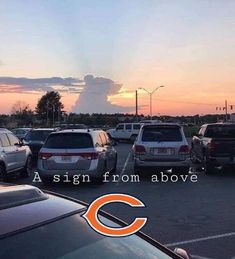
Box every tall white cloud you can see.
[73,75,132,113]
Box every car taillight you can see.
[135,145,146,154]
[39,152,53,160]
[80,152,99,160]
[179,145,190,155]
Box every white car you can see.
[107,123,142,143]
[0,128,32,181]
[133,123,190,174]
[37,129,117,184]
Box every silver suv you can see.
[37,129,117,184]
[133,123,190,174]
[0,128,32,181]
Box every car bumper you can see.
[134,157,191,168]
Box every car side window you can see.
[0,134,11,147]
[125,124,132,130]
[133,124,140,130]
[116,124,124,130]
[7,133,20,146]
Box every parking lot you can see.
[12,142,235,259]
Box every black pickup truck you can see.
[191,123,235,174]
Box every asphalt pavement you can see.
[12,142,235,259]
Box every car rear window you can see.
[44,133,94,149]
[142,126,182,142]
[25,130,53,141]
[204,125,235,138]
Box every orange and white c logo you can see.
[82,193,147,237]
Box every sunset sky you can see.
[0,0,234,115]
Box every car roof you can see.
[142,123,181,127]
[51,129,104,134]
[0,128,12,133]
[31,128,56,131]
[0,184,85,237]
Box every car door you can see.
[0,133,18,171]
[7,133,26,168]
[125,124,132,139]
[114,124,125,139]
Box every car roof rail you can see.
[0,185,48,210]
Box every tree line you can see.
[0,91,229,128]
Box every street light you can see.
[138,85,164,119]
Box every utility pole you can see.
[135,90,138,119]
[138,86,165,120]
[225,100,228,122]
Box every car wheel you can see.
[0,164,6,181]
[130,135,137,143]
[21,156,33,178]
[172,167,189,175]
[94,162,107,184]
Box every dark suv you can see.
[23,128,56,158]
[0,184,189,259]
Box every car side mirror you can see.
[195,133,202,138]
[174,248,190,259]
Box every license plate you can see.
[61,156,72,162]
[153,148,174,155]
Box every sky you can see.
[0,0,234,115]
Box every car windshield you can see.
[44,133,94,149]
[204,125,235,138]
[0,213,172,259]
[25,130,53,141]
[142,127,182,142]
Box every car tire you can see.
[0,164,6,181]
[172,167,189,175]
[94,162,107,185]
[130,135,137,143]
[20,156,33,178]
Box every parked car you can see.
[191,123,235,174]
[0,183,190,259]
[0,128,32,181]
[107,123,142,143]
[133,124,190,174]
[11,127,32,140]
[37,129,117,184]
[23,128,57,158]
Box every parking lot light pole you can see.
[138,86,164,119]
